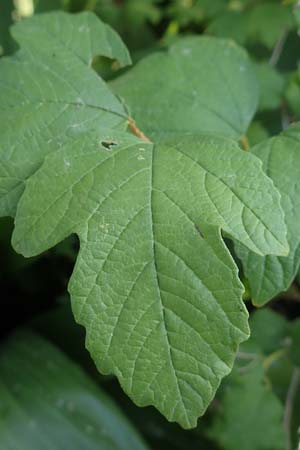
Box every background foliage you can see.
[0,0,300,449]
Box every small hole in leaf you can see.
[101,140,118,151]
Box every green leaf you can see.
[206,11,249,46]
[111,36,259,141]
[0,11,130,217]
[11,128,289,427]
[246,121,270,146]
[235,125,300,305]
[13,11,131,66]
[0,330,148,450]
[0,0,14,56]
[284,71,300,118]
[207,3,295,50]
[268,356,300,450]
[247,3,295,50]
[255,62,285,112]
[167,0,226,26]
[213,309,299,450]
[294,3,300,31]
[208,366,286,450]
[34,0,67,13]
[288,319,300,367]
[241,308,288,355]
[0,10,290,428]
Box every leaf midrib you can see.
[149,144,191,426]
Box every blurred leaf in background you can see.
[0,0,14,55]
[208,366,286,450]
[0,330,148,450]
[209,309,300,450]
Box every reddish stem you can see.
[128,118,151,143]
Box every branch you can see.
[237,351,259,360]
[269,29,288,67]
[263,348,286,370]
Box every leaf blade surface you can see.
[235,125,300,305]
[0,11,130,217]
[12,131,289,427]
[111,37,259,141]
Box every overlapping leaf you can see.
[0,11,130,217]
[111,36,259,141]
[235,125,300,305]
